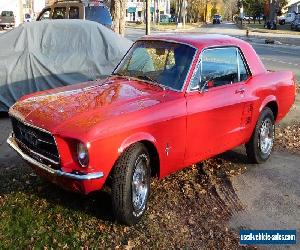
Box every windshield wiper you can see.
[111,72,133,81]
[111,72,126,77]
[136,75,166,90]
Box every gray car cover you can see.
[0,20,133,111]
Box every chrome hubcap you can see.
[259,118,274,155]
[132,154,149,215]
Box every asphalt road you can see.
[125,23,300,82]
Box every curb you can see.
[125,24,201,32]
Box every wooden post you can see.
[146,0,150,35]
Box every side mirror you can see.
[207,80,214,88]
[199,80,214,93]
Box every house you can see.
[285,0,300,13]
[126,0,170,22]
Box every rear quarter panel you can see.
[244,70,295,142]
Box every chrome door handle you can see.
[235,88,245,94]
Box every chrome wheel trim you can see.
[259,118,274,155]
[132,154,149,216]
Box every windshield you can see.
[114,40,196,91]
[1,11,13,17]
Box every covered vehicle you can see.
[7,34,295,225]
[0,19,132,111]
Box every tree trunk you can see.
[146,0,150,34]
[119,0,126,35]
[111,0,126,36]
[111,0,120,33]
[268,0,279,28]
[178,0,183,23]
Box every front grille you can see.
[10,117,60,166]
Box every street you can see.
[125,22,300,82]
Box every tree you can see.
[265,0,287,28]
[110,0,126,35]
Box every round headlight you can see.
[77,142,89,167]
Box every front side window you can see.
[52,7,67,19]
[201,47,238,87]
[189,47,250,90]
[114,40,196,91]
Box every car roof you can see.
[139,33,267,76]
[140,33,249,50]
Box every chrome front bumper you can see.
[7,133,104,181]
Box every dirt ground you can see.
[0,95,299,249]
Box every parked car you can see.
[160,14,171,23]
[37,0,113,29]
[212,14,222,24]
[243,15,253,21]
[0,11,15,30]
[7,34,296,225]
[279,12,298,25]
[291,14,300,31]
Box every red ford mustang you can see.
[7,34,296,224]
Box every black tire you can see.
[246,107,275,164]
[111,143,151,225]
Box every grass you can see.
[0,151,245,249]
[242,22,300,35]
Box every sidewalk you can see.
[236,22,300,46]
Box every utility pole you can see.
[182,0,186,27]
[146,0,150,35]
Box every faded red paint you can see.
[9,34,296,194]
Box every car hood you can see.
[10,77,167,135]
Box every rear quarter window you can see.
[85,6,112,25]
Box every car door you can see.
[185,47,251,165]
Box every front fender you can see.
[118,132,157,153]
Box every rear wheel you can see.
[111,143,151,225]
[246,107,275,164]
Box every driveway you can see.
[229,150,300,249]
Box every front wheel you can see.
[111,143,151,225]
[246,107,275,164]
